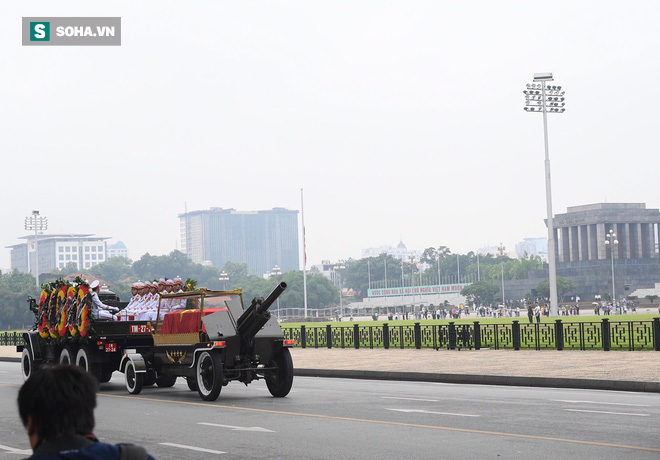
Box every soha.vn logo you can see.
[30,22,50,41]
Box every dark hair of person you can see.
[17,365,98,441]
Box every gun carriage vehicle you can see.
[18,280,294,401]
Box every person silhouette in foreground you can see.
[18,364,154,459]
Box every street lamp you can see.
[524,72,566,317]
[335,260,345,319]
[498,243,505,309]
[409,255,416,307]
[604,230,619,305]
[25,210,48,288]
[271,265,282,320]
[218,271,229,290]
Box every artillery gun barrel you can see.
[236,282,287,341]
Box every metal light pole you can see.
[335,261,345,319]
[219,271,229,290]
[271,265,282,320]
[25,210,48,288]
[498,243,505,308]
[604,230,618,305]
[524,72,565,317]
[409,255,416,307]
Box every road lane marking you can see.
[160,442,226,454]
[564,409,649,417]
[388,408,480,417]
[198,422,275,432]
[552,399,650,407]
[99,393,660,453]
[0,444,32,455]
[383,396,440,402]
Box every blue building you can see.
[179,207,299,277]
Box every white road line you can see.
[552,399,650,407]
[160,442,226,454]
[387,408,480,417]
[198,422,275,432]
[383,396,440,402]
[564,409,649,417]
[0,444,32,455]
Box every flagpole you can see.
[367,260,371,289]
[301,188,308,318]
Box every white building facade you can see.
[7,234,110,278]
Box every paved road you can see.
[1,362,659,459]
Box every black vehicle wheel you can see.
[196,351,222,401]
[21,347,38,381]
[186,376,198,391]
[59,346,75,365]
[75,346,101,379]
[124,360,143,395]
[144,371,156,386]
[156,374,177,388]
[266,347,294,398]
[99,370,113,383]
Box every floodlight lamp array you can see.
[523,82,566,113]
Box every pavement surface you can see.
[3,345,658,392]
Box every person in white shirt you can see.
[169,277,187,312]
[89,280,118,321]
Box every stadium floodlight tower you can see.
[524,72,565,317]
[25,210,48,288]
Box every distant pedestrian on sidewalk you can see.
[534,302,541,323]
[527,304,534,323]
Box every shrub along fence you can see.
[282,318,660,351]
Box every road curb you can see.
[0,357,20,363]
[294,368,660,393]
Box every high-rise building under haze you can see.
[179,207,299,276]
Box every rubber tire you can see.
[99,370,113,383]
[21,347,36,381]
[144,371,156,387]
[75,346,101,380]
[186,376,198,391]
[59,346,76,365]
[156,374,177,388]
[266,348,294,397]
[125,360,143,395]
[196,351,223,401]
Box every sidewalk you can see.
[3,346,659,392]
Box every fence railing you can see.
[282,318,660,351]
[0,332,24,347]
[4,318,660,351]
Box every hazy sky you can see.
[2,1,659,270]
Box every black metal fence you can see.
[0,332,24,347]
[282,318,660,351]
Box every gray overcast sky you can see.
[2,1,659,270]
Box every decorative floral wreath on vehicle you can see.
[37,284,52,339]
[76,281,92,338]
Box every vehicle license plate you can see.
[130,324,151,334]
[105,343,117,353]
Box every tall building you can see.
[179,207,299,276]
[107,241,129,259]
[361,240,413,261]
[515,237,548,262]
[7,234,110,277]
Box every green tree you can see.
[460,281,499,307]
[343,254,403,301]
[536,277,576,301]
[645,294,659,305]
[0,270,40,329]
